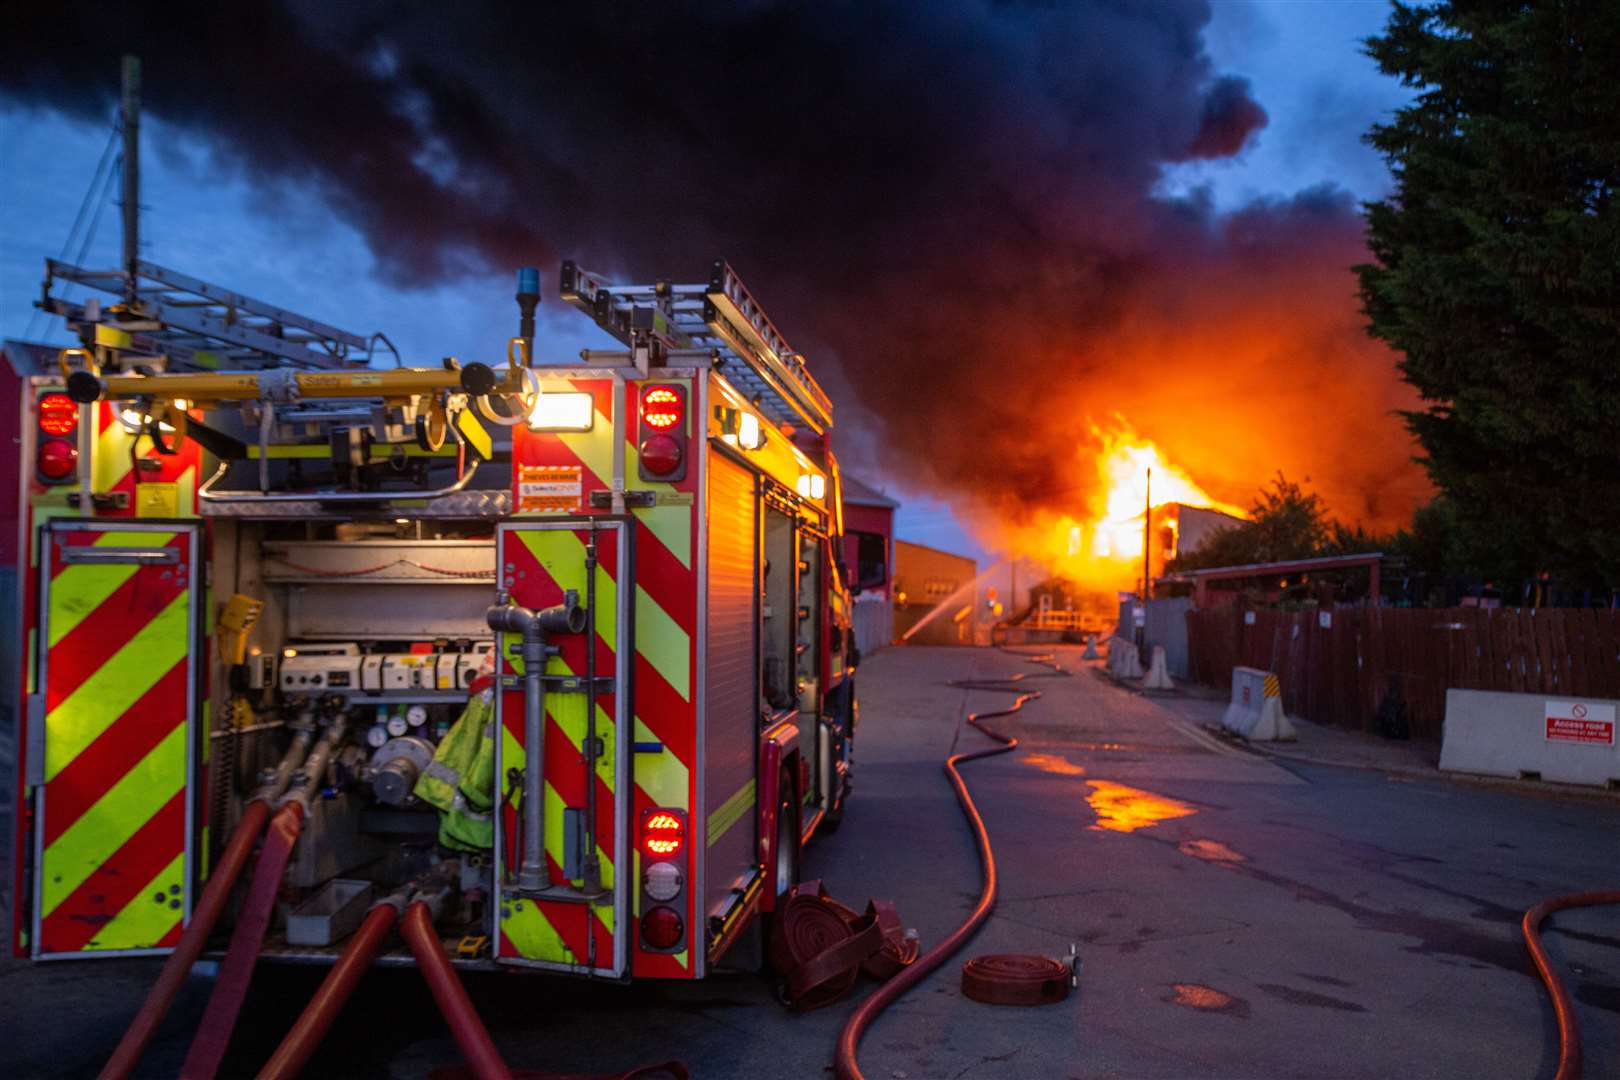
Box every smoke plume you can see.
[1,1,1427,542]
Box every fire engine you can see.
[9,249,860,1022]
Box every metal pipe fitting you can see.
[277,718,350,813]
[248,727,314,804]
[487,591,584,894]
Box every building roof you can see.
[894,537,977,568]
[2,340,62,378]
[1158,551,1384,583]
[841,472,900,509]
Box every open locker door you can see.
[27,521,202,959]
[492,520,631,976]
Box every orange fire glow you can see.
[1004,417,1247,593]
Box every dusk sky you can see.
[1,1,1413,565]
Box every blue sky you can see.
[0,1,1408,567]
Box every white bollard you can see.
[1141,645,1175,690]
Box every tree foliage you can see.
[1169,473,1343,571]
[1357,1,1620,590]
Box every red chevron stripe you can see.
[43,660,188,847]
[45,540,188,712]
[633,653,695,768]
[633,517,697,639]
[39,789,185,954]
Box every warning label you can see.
[1544,701,1616,746]
[518,465,583,513]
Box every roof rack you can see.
[558,258,834,434]
[39,257,377,371]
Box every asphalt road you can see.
[3,644,1617,1078]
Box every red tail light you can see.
[641,906,684,950]
[643,811,684,857]
[38,393,78,437]
[38,439,78,481]
[641,386,684,430]
[637,384,687,481]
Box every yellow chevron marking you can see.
[631,717,689,810]
[41,723,186,920]
[632,503,691,570]
[635,586,691,700]
[515,528,617,648]
[554,398,617,490]
[46,530,178,650]
[84,851,184,952]
[707,779,756,848]
[501,896,573,965]
[45,590,190,781]
[93,418,143,493]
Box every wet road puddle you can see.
[1177,838,1247,863]
[1163,983,1250,1018]
[1085,780,1197,833]
[1024,752,1086,776]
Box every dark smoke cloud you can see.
[1,1,1423,539]
[1182,75,1269,159]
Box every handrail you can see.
[197,458,483,504]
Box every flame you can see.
[1004,417,1247,594]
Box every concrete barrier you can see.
[1142,645,1175,690]
[1440,689,1620,788]
[1107,636,1143,679]
[1222,666,1295,741]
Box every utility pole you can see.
[1142,467,1152,597]
[121,55,140,307]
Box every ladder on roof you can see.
[39,257,378,371]
[558,258,835,435]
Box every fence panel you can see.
[1185,606,1620,741]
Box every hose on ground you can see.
[1523,889,1620,1080]
[181,802,307,1079]
[833,652,1067,1080]
[401,899,514,1080]
[256,901,400,1080]
[97,798,272,1080]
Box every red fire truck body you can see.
[10,257,858,984]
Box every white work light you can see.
[526,392,594,432]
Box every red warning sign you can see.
[1544,701,1616,746]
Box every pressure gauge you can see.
[387,713,410,738]
[366,723,389,749]
[405,704,429,728]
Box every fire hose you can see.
[98,728,317,1080]
[1523,890,1620,1080]
[180,717,349,1079]
[832,653,1069,1080]
[256,890,409,1080]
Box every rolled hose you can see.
[400,900,514,1080]
[834,656,1066,1080]
[256,902,400,1080]
[97,798,272,1080]
[1523,889,1620,1080]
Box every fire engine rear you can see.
[11,256,858,1022]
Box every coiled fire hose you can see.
[1523,890,1620,1080]
[833,653,1068,1080]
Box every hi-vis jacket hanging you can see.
[414,689,496,851]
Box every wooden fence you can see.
[1185,606,1620,741]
